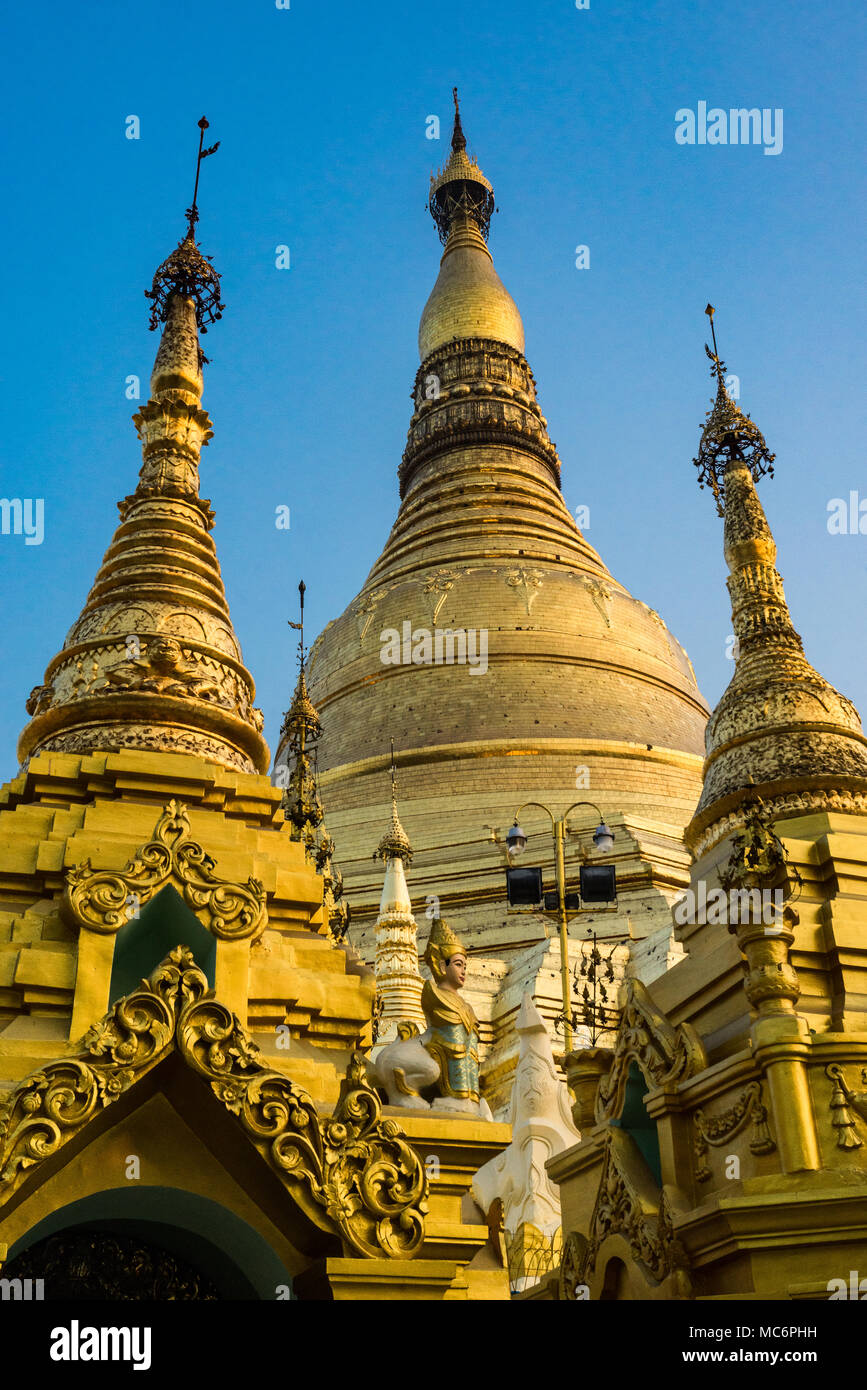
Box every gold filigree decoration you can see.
[693,1080,776,1181]
[63,800,266,941]
[505,567,544,615]
[826,1064,866,1150]
[595,979,707,1124]
[584,577,614,627]
[422,570,457,624]
[0,947,427,1260]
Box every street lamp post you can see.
[507,801,614,1053]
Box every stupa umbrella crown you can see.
[693,304,775,517]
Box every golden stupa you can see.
[548,322,867,1302]
[279,95,711,1114]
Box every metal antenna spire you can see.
[705,304,726,388]
[185,116,221,240]
[390,737,397,801]
[146,117,225,334]
[451,86,466,151]
[288,579,306,671]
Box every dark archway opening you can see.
[3,1227,219,1300]
[4,1188,292,1300]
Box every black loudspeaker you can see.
[506,866,544,906]
[579,865,617,903]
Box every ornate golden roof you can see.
[687,322,867,851]
[18,177,268,774]
[419,91,524,359]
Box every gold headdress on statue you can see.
[424,917,467,981]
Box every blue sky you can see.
[1,0,864,771]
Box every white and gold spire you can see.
[372,745,425,1038]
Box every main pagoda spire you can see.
[18,119,268,774]
[687,308,867,851]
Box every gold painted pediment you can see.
[0,946,427,1261]
[61,800,266,941]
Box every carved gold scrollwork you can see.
[0,947,427,1260]
[693,1080,776,1181]
[63,799,266,941]
[595,979,707,1124]
[0,948,198,1191]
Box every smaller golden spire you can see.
[280,580,324,836]
[687,314,867,846]
[693,306,775,517]
[278,582,349,941]
[375,740,413,866]
[18,121,267,775]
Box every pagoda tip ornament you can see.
[374,741,413,866]
[428,88,495,245]
[693,305,775,516]
[145,117,225,334]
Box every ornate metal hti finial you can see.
[693,305,776,516]
[288,578,308,673]
[186,116,221,240]
[428,90,495,245]
[145,117,225,334]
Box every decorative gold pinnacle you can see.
[693,306,775,517]
[375,741,413,866]
[280,580,324,836]
[278,582,349,942]
[688,337,867,846]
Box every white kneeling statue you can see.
[371,917,493,1120]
